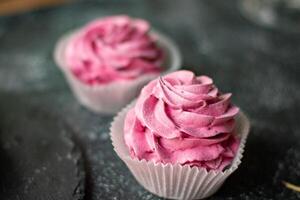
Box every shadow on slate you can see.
[213,125,300,199]
[0,92,85,200]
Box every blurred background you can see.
[0,0,69,16]
[0,0,299,200]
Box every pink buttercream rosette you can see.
[54,15,181,114]
[110,70,250,199]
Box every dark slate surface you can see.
[0,0,299,199]
[0,93,85,200]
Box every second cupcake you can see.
[54,15,181,114]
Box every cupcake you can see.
[54,15,181,114]
[111,70,250,199]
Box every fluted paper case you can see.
[110,102,250,199]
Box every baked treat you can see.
[54,15,181,114]
[111,70,250,199]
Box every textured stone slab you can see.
[0,93,85,200]
[0,0,299,199]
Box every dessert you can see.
[111,70,250,199]
[54,15,181,114]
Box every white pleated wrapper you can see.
[110,102,250,199]
[54,29,181,114]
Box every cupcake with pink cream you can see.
[110,70,250,199]
[54,15,181,114]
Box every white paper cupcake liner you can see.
[110,102,250,199]
[54,29,181,114]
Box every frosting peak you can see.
[124,70,240,171]
[65,15,164,85]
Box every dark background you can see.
[0,0,299,199]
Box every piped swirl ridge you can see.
[124,70,240,171]
[65,15,164,85]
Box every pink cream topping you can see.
[124,70,240,171]
[65,15,164,85]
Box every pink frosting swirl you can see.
[65,15,164,85]
[124,70,240,171]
